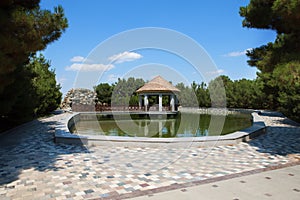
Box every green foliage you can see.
[175,82,198,107]
[175,76,265,109]
[191,81,211,107]
[0,63,36,123]
[240,0,300,34]
[29,54,62,115]
[94,76,269,111]
[0,0,68,92]
[273,61,300,120]
[0,0,67,128]
[240,0,300,121]
[0,54,62,126]
[207,76,227,108]
[110,77,145,106]
[228,78,265,109]
[94,83,113,104]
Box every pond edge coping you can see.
[54,110,266,146]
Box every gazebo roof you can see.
[136,76,180,93]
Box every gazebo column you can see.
[175,96,179,110]
[144,94,148,112]
[138,95,142,110]
[170,94,175,112]
[158,94,163,111]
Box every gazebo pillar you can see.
[144,95,148,112]
[170,94,175,112]
[158,94,163,111]
[138,95,142,110]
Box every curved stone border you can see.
[55,111,266,146]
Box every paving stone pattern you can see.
[0,111,299,199]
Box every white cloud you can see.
[70,56,85,62]
[108,51,142,64]
[65,63,114,71]
[107,74,119,83]
[206,69,225,75]
[224,48,252,57]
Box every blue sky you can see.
[40,0,277,94]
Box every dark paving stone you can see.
[63,181,72,185]
[264,193,272,197]
[125,187,135,191]
[117,182,125,186]
[140,183,149,187]
[84,189,94,194]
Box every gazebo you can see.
[136,76,180,112]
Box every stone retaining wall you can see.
[61,88,97,112]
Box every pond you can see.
[70,112,252,138]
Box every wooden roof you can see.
[136,76,180,93]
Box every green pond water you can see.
[71,112,252,138]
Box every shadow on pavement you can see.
[0,113,89,185]
[248,112,300,156]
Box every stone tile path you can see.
[0,111,299,199]
[130,164,300,200]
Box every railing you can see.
[95,104,171,112]
[71,103,172,112]
[95,105,142,112]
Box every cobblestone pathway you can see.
[0,111,299,200]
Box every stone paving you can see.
[0,111,299,199]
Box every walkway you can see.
[0,111,299,199]
[131,164,300,200]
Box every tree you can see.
[273,61,300,119]
[110,77,145,106]
[191,81,211,107]
[0,1,68,92]
[29,54,62,116]
[175,82,198,107]
[240,0,300,34]
[0,54,62,126]
[230,78,265,109]
[207,76,265,109]
[207,76,227,108]
[0,0,68,127]
[94,83,113,104]
[240,0,300,121]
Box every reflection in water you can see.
[72,113,252,138]
[131,119,176,137]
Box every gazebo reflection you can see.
[126,119,177,137]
